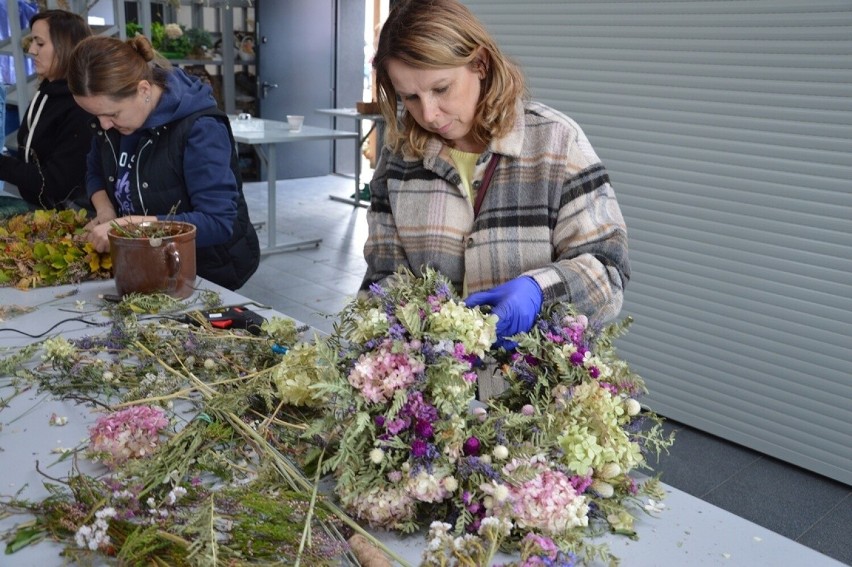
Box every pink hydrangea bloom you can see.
[498,455,589,535]
[347,339,425,403]
[88,405,168,468]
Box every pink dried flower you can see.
[498,455,589,535]
[88,405,168,468]
[347,339,425,403]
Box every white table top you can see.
[315,107,384,121]
[229,119,358,144]
[0,280,845,566]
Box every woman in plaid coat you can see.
[363,0,629,347]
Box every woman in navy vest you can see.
[67,34,259,291]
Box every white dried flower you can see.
[625,398,641,416]
[600,463,622,479]
[592,480,614,498]
[369,448,384,464]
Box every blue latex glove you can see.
[464,276,543,349]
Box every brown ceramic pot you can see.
[108,221,197,299]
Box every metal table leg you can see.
[254,144,322,255]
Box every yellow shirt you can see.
[447,147,481,296]
[447,147,480,205]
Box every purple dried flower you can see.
[456,456,500,481]
[389,323,407,339]
[569,350,586,366]
[414,419,433,439]
[462,436,480,456]
[374,415,386,427]
[435,282,451,298]
[368,282,386,297]
[411,438,428,457]
[588,366,600,378]
[386,417,410,435]
[570,474,593,494]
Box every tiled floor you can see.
[239,175,851,566]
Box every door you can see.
[257,0,335,179]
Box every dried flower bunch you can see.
[0,209,111,289]
[281,267,674,565]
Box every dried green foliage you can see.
[0,209,111,289]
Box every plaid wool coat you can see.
[361,100,630,324]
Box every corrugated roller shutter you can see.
[463,0,852,484]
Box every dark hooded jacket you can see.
[86,68,259,290]
[0,78,94,210]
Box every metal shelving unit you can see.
[131,0,255,114]
[1,0,253,118]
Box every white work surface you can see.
[0,280,845,567]
[229,118,359,254]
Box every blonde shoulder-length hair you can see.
[373,0,526,158]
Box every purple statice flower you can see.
[456,456,501,481]
[624,415,646,434]
[104,324,130,350]
[435,281,452,299]
[411,438,428,457]
[512,360,538,387]
[420,341,440,364]
[462,491,473,505]
[388,323,407,340]
[72,335,95,350]
[427,295,442,312]
[400,391,439,423]
[600,381,618,395]
[493,419,508,446]
[383,301,396,319]
[368,282,386,297]
[570,474,593,494]
[374,415,386,428]
[386,416,411,435]
[408,441,441,467]
[414,419,433,439]
[544,331,565,344]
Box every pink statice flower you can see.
[347,339,425,403]
[88,405,168,468]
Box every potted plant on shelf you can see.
[150,22,191,59]
[184,27,213,59]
